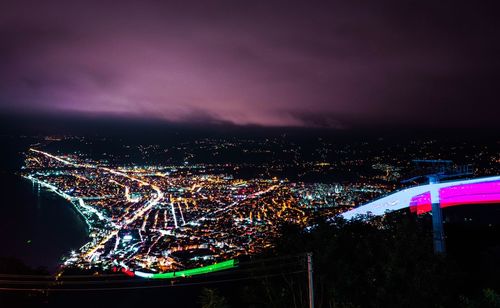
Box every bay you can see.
[0,173,88,272]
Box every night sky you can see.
[1,0,499,129]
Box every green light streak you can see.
[135,259,237,279]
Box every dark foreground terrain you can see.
[2,206,500,308]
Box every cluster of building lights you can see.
[23,149,378,277]
[22,145,500,278]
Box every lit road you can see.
[29,148,164,261]
[24,148,311,275]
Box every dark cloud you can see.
[0,0,499,128]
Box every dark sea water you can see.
[0,173,88,272]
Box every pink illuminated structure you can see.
[342,176,500,219]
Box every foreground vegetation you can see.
[202,211,500,308]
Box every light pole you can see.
[429,176,446,255]
[307,252,314,308]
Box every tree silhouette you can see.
[199,288,229,308]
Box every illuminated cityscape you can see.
[22,143,389,276]
[18,132,500,281]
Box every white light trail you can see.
[171,202,178,228]
[178,202,186,225]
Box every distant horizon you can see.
[1,110,499,138]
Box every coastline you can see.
[22,175,92,231]
[22,175,96,267]
[0,173,89,271]
[21,174,119,268]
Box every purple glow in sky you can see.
[1,0,499,127]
